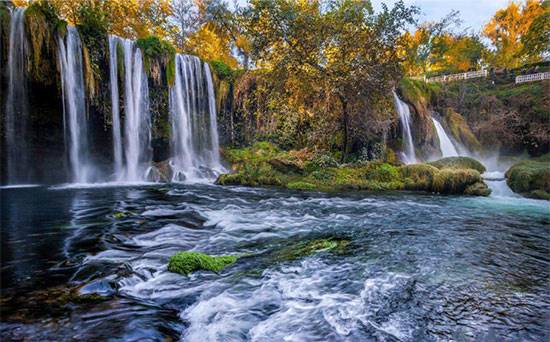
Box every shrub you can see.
[304,154,339,173]
[363,163,400,182]
[168,251,238,276]
[429,156,486,173]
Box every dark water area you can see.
[1,184,549,341]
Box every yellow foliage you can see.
[185,25,237,67]
[483,0,545,68]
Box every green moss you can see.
[464,182,491,196]
[432,168,482,194]
[429,156,486,173]
[112,212,128,219]
[24,1,65,84]
[444,109,481,151]
[210,60,233,80]
[400,163,439,191]
[274,238,349,262]
[399,78,441,105]
[287,181,316,191]
[168,251,238,276]
[136,36,176,84]
[505,158,550,199]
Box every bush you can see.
[304,154,338,173]
[429,156,486,173]
[363,163,400,182]
[168,251,238,276]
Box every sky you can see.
[370,0,512,32]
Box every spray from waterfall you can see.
[58,26,95,183]
[169,55,224,182]
[392,91,416,164]
[4,8,30,185]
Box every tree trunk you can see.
[340,96,349,163]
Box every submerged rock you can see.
[505,157,550,200]
[274,238,350,262]
[168,251,239,276]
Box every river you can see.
[1,184,549,341]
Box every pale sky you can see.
[371,0,512,32]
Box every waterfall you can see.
[431,117,459,158]
[108,35,123,177]
[169,55,224,182]
[58,26,95,183]
[4,8,30,184]
[392,91,416,164]
[107,36,151,182]
[122,40,151,182]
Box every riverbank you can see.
[215,142,491,196]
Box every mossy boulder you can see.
[400,164,439,191]
[505,158,550,200]
[443,109,481,152]
[464,182,492,196]
[168,251,238,276]
[432,168,484,194]
[274,238,349,262]
[429,156,486,173]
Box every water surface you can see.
[1,185,549,341]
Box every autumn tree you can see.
[483,0,547,68]
[241,0,417,160]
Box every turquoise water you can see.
[1,184,549,341]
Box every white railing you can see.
[425,69,488,83]
[515,72,550,84]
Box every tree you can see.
[171,0,200,49]
[242,0,417,160]
[483,0,546,68]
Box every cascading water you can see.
[4,8,30,185]
[431,117,458,158]
[122,40,151,182]
[108,35,123,178]
[107,36,152,182]
[58,26,95,183]
[169,54,224,182]
[392,91,416,164]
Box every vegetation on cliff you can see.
[505,155,550,200]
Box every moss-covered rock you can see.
[505,158,550,200]
[429,156,486,173]
[443,109,481,152]
[464,182,492,196]
[400,163,439,191]
[274,238,349,262]
[432,168,483,194]
[168,251,239,276]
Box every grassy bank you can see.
[217,142,490,196]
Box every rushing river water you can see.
[1,184,549,341]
